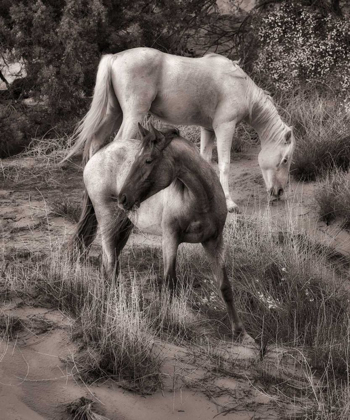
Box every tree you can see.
[0,0,216,135]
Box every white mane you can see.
[247,79,289,145]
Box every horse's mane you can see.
[247,78,288,144]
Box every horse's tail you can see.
[61,54,116,164]
[69,190,98,258]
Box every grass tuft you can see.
[0,313,23,339]
[50,198,81,223]
[277,89,350,181]
[66,396,110,420]
[315,170,350,229]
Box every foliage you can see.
[0,0,215,127]
[316,170,350,228]
[254,1,350,100]
[276,89,350,181]
[0,104,30,157]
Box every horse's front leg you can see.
[202,236,253,344]
[200,127,216,163]
[162,234,180,294]
[214,121,239,213]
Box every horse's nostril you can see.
[119,194,127,205]
[278,188,284,197]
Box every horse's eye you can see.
[282,157,288,164]
[145,158,153,164]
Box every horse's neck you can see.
[170,143,214,211]
[248,84,286,146]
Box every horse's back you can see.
[111,47,250,127]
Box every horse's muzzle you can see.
[118,193,140,211]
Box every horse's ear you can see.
[149,124,173,152]
[138,123,150,139]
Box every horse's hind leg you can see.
[202,236,248,341]
[115,112,147,141]
[97,204,133,281]
[200,128,215,163]
[68,190,98,260]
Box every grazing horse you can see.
[64,47,295,212]
[72,124,250,342]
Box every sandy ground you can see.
[1,147,349,419]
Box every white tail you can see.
[62,54,116,163]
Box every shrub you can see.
[315,170,350,228]
[0,104,30,157]
[276,89,350,181]
[255,1,350,100]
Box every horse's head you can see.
[258,127,295,200]
[118,123,179,211]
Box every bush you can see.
[275,89,350,181]
[0,104,30,157]
[315,170,350,228]
[255,1,350,100]
[0,101,65,158]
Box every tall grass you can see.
[2,207,350,412]
[315,170,350,229]
[1,252,162,393]
[223,213,350,377]
[277,89,350,181]
[223,213,350,418]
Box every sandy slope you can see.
[1,147,349,419]
[0,301,306,420]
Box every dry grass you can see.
[0,313,23,339]
[277,89,350,181]
[315,170,350,229]
[50,198,81,223]
[65,397,110,420]
[2,206,350,415]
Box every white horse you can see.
[64,47,295,212]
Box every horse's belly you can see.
[128,195,163,236]
[151,77,217,128]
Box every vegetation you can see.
[2,202,350,413]
[2,0,350,417]
[276,89,350,181]
[316,170,350,228]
